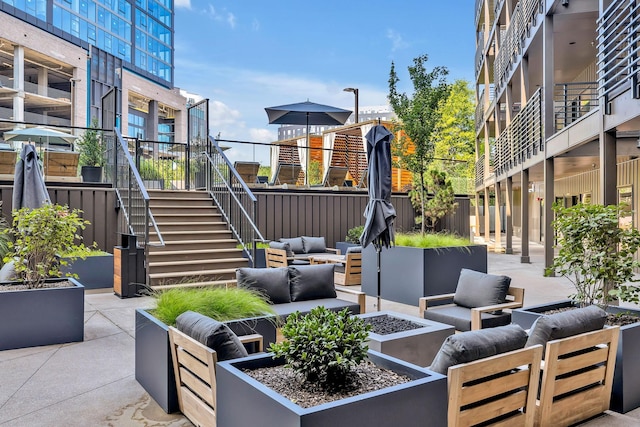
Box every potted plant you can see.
[361,232,487,305]
[135,286,277,413]
[61,247,113,290]
[0,203,92,351]
[217,306,447,426]
[511,202,640,413]
[335,225,364,255]
[77,118,105,183]
[239,241,269,268]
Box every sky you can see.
[173,1,476,166]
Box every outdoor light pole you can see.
[343,87,359,123]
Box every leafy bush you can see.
[269,307,371,388]
[77,118,105,167]
[345,225,364,243]
[395,232,471,248]
[4,204,91,288]
[152,286,276,326]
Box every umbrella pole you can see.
[305,114,310,187]
[376,244,381,312]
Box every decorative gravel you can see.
[544,307,639,327]
[0,280,73,291]
[244,362,411,408]
[362,314,426,335]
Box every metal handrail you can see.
[204,136,265,265]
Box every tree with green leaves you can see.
[410,168,458,231]
[77,118,104,167]
[388,54,450,233]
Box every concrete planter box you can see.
[61,253,114,290]
[242,248,266,268]
[217,350,447,427]
[512,300,640,413]
[362,244,487,305]
[134,308,278,413]
[0,278,84,351]
[358,311,454,367]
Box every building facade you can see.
[0,0,186,140]
[474,0,640,268]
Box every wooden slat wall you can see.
[0,185,118,252]
[254,189,470,246]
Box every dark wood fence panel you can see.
[0,185,118,253]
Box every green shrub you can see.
[269,307,371,389]
[395,232,470,248]
[152,286,276,326]
[345,225,364,243]
[77,118,105,167]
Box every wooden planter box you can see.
[217,351,447,427]
[134,308,278,413]
[512,300,640,413]
[0,278,84,351]
[61,253,113,290]
[361,244,487,306]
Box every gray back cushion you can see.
[279,237,305,254]
[176,311,248,361]
[346,246,362,253]
[525,305,607,349]
[0,260,16,282]
[269,240,294,257]
[301,236,327,253]
[288,264,337,302]
[452,269,511,309]
[429,323,528,375]
[236,267,291,304]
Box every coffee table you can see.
[357,310,454,367]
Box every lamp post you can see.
[343,87,359,123]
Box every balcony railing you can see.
[597,0,640,104]
[554,82,598,131]
[476,154,485,187]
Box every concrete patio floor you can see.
[2,237,640,426]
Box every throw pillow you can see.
[236,267,291,304]
[289,264,337,301]
[452,268,511,309]
[175,311,249,361]
[279,237,305,254]
[301,236,327,253]
[525,305,607,349]
[269,240,294,258]
[429,323,528,375]
[346,246,362,253]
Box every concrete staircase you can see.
[146,189,248,289]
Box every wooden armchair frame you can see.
[535,326,620,427]
[334,252,362,286]
[265,247,288,268]
[448,344,543,427]
[419,286,525,330]
[168,326,263,427]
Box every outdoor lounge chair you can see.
[270,162,302,185]
[168,312,263,427]
[322,166,349,187]
[418,269,524,331]
[233,161,260,185]
[333,250,362,286]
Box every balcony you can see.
[554,82,598,132]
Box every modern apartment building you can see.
[474,0,640,269]
[0,0,186,141]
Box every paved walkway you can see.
[1,238,639,426]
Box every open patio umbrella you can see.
[12,144,50,209]
[359,124,396,311]
[4,127,78,148]
[265,101,351,186]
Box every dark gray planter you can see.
[61,253,113,290]
[217,350,447,427]
[134,308,278,414]
[80,165,102,183]
[242,248,266,268]
[361,244,487,306]
[336,241,359,255]
[358,311,454,367]
[0,278,84,351]
[512,301,640,414]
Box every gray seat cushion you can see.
[279,237,305,254]
[346,246,362,253]
[423,304,512,332]
[269,240,294,257]
[175,311,249,361]
[429,323,528,375]
[236,267,290,304]
[525,305,607,349]
[452,269,511,309]
[301,236,327,253]
[271,298,360,318]
[288,264,337,302]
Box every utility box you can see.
[114,234,146,298]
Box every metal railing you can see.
[205,136,264,265]
[554,81,598,131]
[104,129,164,255]
[597,0,640,104]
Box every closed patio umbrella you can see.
[12,144,50,209]
[360,124,396,310]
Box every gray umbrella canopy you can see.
[4,127,78,146]
[360,125,396,249]
[12,144,50,209]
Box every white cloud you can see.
[203,3,236,28]
[227,12,236,29]
[174,0,191,8]
[252,18,260,31]
[386,29,409,52]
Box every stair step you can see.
[151,279,237,291]
[149,267,240,286]
[156,222,229,232]
[150,267,239,278]
[149,239,239,251]
[148,258,247,274]
[150,198,215,207]
[151,230,233,243]
[147,190,210,199]
[148,248,243,261]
